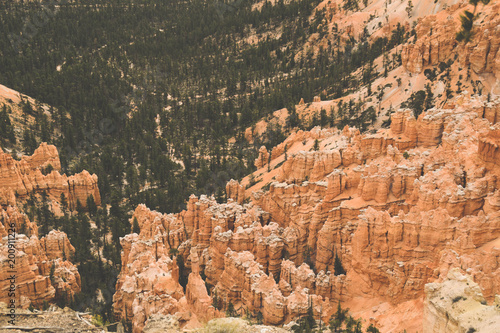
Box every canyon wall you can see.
[402,1,500,79]
[111,2,500,331]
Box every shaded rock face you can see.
[0,143,101,210]
[423,268,500,333]
[113,94,500,331]
[226,179,246,204]
[401,14,458,74]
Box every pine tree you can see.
[86,195,97,216]
[313,139,320,151]
[329,302,348,333]
[23,129,37,155]
[367,323,381,333]
[320,108,328,128]
[304,304,316,330]
[0,105,16,144]
[334,253,346,275]
[256,311,264,324]
[60,193,68,211]
[226,300,237,317]
[212,289,220,310]
[132,217,140,234]
[343,0,359,11]
[424,84,434,111]
[406,0,413,17]
[456,0,491,43]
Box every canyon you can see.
[112,1,500,332]
[0,0,499,332]
[113,92,500,331]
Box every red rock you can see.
[478,129,500,166]
[255,146,270,169]
[226,179,246,204]
[0,143,101,210]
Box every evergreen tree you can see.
[367,323,381,333]
[132,217,140,234]
[313,139,320,151]
[86,195,97,217]
[60,193,68,211]
[287,106,300,129]
[329,302,348,333]
[226,301,237,317]
[343,0,359,11]
[334,253,346,275]
[406,0,413,17]
[23,129,37,155]
[256,311,264,324]
[320,108,328,127]
[456,0,491,43]
[0,105,16,144]
[212,289,221,310]
[424,83,435,111]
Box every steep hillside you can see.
[245,0,500,141]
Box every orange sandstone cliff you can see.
[0,206,81,308]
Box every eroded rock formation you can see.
[111,2,500,329]
[0,144,98,309]
[0,143,101,209]
[114,94,500,332]
[402,1,500,78]
[0,219,80,307]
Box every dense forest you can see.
[0,0,409,324]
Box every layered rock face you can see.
[423,268,500,333]
[401,11,459,74]
[0,143,101,209]
[479,129,500,166]
[114,94,500,332]
[112,232,185,333]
